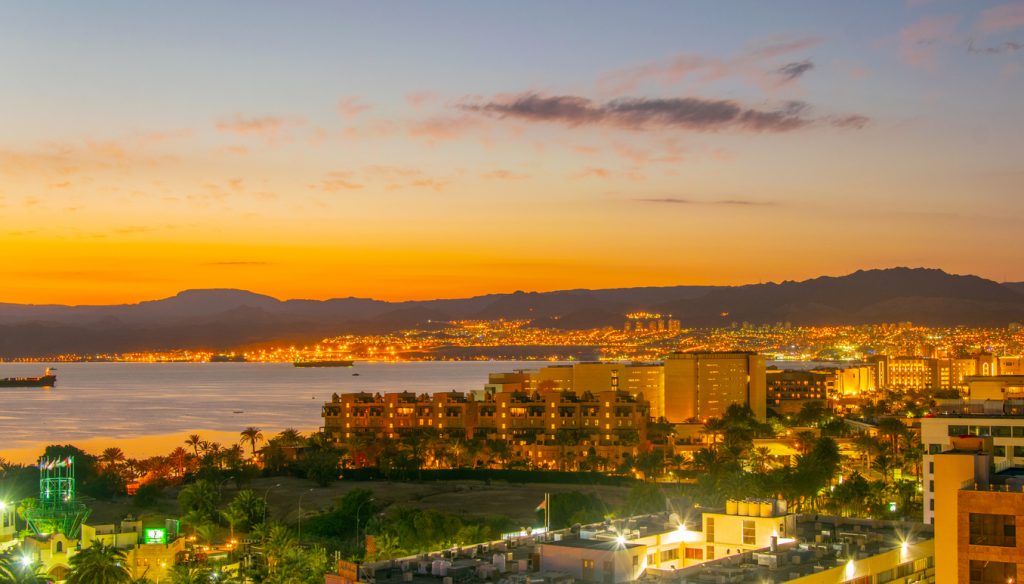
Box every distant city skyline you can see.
[2,1,1024,304]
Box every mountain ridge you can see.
[2,267,1023,357]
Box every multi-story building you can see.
[921,374,1024,523]
[0,500,15,543]
[323,388,651,469]
[766,369,830,415]
[870,353,1017,391]
[663,352,767,422]
[931,434,1024,584]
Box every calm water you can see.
[0,359,820,461]
[0,361,556,460]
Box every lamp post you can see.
[297,488,315,544]
[354,497,376,552]
[218,476,236,502]
[263,483,281,524]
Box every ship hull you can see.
[0,375,57,388]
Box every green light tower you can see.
[25,456,90,538]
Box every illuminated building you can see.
[930,435,1024,583]
[765,369,830,415]
[0,500,15,543]
[663,352,767,422]
[322,388,650,469]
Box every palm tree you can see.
[275,428,303,446]
[67,540,132,584]
[0,552,45,584]
[228,489,267,529]
[747,446,773,473]
[221,505,246,542]
[99,447,126,472]
[240,427,264,457]
[178,479,218,521]
[165,565,213,584]
[167,447,189,478]
[185,434,202,457]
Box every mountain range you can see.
[1,268,1023,357]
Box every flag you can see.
[535,498,547,512]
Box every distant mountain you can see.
[656,268,1024,326]
[1,268,1022,357]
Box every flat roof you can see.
[543,538,643,551]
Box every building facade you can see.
[663,352,767,422]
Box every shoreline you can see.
[0,426,321,465]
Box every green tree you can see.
[67,541,132,584]
[228,489,267,530]
[240,427,264,458]
[165,565,213,584]
[178,479,218,522]
[302,450,341,487]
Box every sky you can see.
[1,1,1023,305]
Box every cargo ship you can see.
[294,359,354,368]
[0,368,57,388]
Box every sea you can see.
[0,359,832,463]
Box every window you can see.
[929,461,934,473]
[929,480,934,491]
[660,548,679,562]
[993,426,1012,437]
[994,445,1006,457]
[1015,426,1024,438]
[1014,446,1024,458]
[949,425,968,436]
[969,513,1016,547]
[706,517,714,543]
[928,444,943,454]
[705,546,714,560]
[971,425,992,437]
[742,520,756,546]
[684,548,703,560]
[969,559,1017,583]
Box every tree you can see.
[165,565,213,584]
[99,447,126,473]
[67,541,132,584]
[303,450,341,487]
[221,505,247,542]
[185,434,203,457]
[228,489,267,530]
[178,479,218,522]
[0,552,45,584]
[240,427,264,458]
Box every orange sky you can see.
[3,2,1023,305]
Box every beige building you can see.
[931,435,1024,583]
[663,352,767,422]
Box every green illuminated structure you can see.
[25,456,90,538]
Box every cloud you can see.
[896,14,962,68]
[315,171,364,193]
[598,36,822,93]
[481,170,528,180]
[459,93,857,133]
[634,197,776,206]
[215,115,303,141]
[977,3,1024,34]
[776,60,815,82]
[408,116,483,142]
[337,97,371,118]
[968,39,1023,54]
[575,167,612,179]
[828,114,870,129]
[406,91,438,108]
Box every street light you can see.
[218,476,236,501]
[297,488,315,544]
[262,483,282,524]
[354,497,376,552]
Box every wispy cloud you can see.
[977,2,1024,34]
[481,169,528,180]
[968,39,1023,54]
[634,197,776,206]
[337,97,371,118]
[215,115,304,141]
[314,171,364,193]
[598,36,822,93]
[776,60,815,82]
[460,93,862,133]
[896,14,962,68]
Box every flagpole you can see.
[545,492,550,531]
